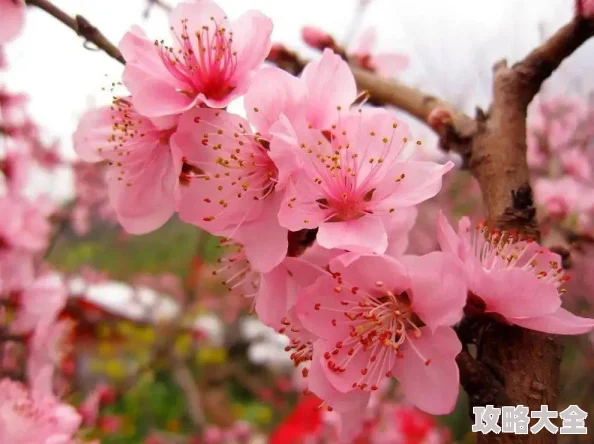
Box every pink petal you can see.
[384,207,418,257]
[278,177,329,232]
[392,326,461,415]
[171,108,265,232]
[257,256,327,332]
[282,257,329,307]
[317,216,388,254]
[371,53,409,78]
[72,107,116,162]
[297,275,353,341]
[268,116,304,189]
[512,308,594,335]
[256,265,293,329]
[244,67,307,133]
[308,340,371,412]
[30,364,55,399]
[169,1,227,46]
[119,26,172,80]
[231,193,288,273]
[107,145,176,234]
[126,71,196,117]
[230,10,273,78]
[11,273,67,335]
[403,252,467,331]
[477,269,561,319]
[329,253,409,295]
[373,161,455,210]
[0,0,25,44]
[436,211,462,258]
[320,337,395,394]
[301,49,357,129]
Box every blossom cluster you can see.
[528,96,594,234]
[0,5,88,439]
[66,0,594,439]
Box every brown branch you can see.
[465,15,594,444]
[172,360,206,431]
[25,0,125,64]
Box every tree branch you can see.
[25,0,125,64]
[465,15,594,444]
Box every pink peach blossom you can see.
[560,148,591,181]
[298,253,466,416]
[0,374,81,444]
[534,177,590,222]
[301,26,335,51]
[0,0,25,44]
[119,1,272,117]
[0,147,31,193]
[172,107,287,272]
[246,53,451,254]
[437,212,594,334]
[11,272,67,335]
[0,194,52,253]
[0,249,34,294]
[28,320,72,390]
[73,97,178,234]
[275,108,453,254]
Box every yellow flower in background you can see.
[97,324,112,339]
[105,359,126,379]
[97,341,114,357]
[174,333,193,357]
[196,347,227,365]
[255,406,272,424]
[117,321,135,337]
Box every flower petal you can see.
[403,252,467,331]
[372,161,454,210]
[512,308,594,335]
[107,145,176,234]
[308,340,371,412]
[301,49,357,129]
[231,10,273,77]
[317,216,388,254]
[477,268,561,319]
[392,326,461,415]
[244,67,307,133]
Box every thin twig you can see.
[172,360,206,431]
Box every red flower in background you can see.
[270,395,322,444]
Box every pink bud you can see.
[427,107,453,129]
[301,26,335,50]
[578,0,594,18]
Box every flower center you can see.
[320,280,426,391]
[156,17,238,101]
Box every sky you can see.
[1,0,592,199]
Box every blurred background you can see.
[2,0,594,442]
